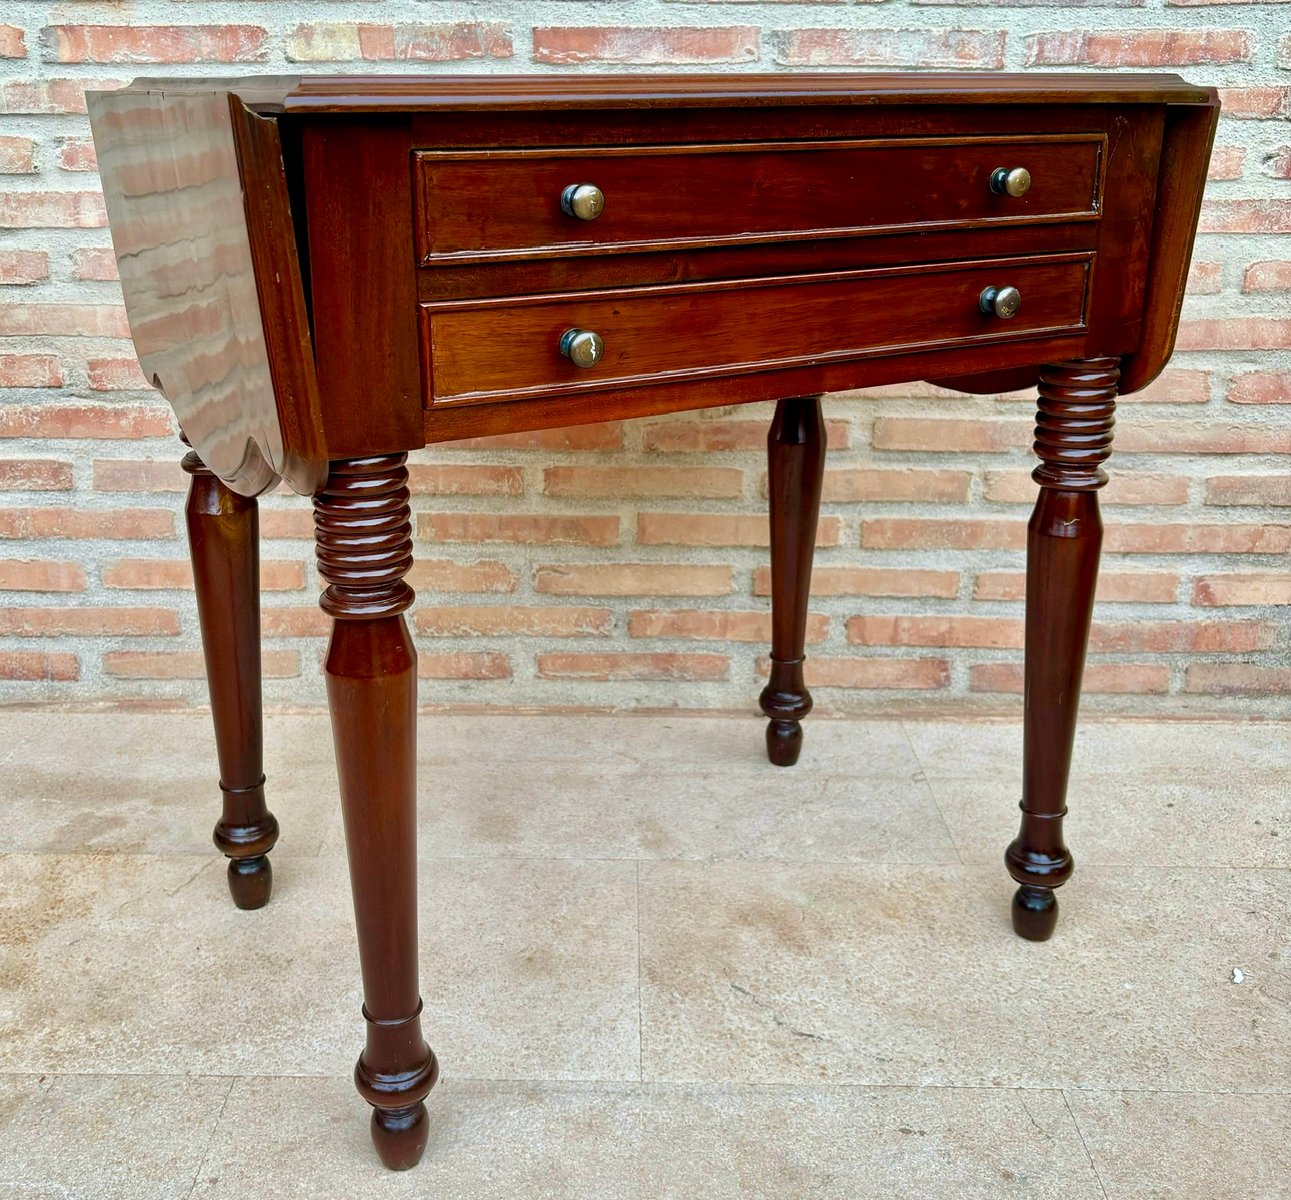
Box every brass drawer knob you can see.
[980,285,1022,319]
[561,183,605,221]
[560,327,605,368]
[990,167,1032,198]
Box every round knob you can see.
[980,285,1022,320]
[560,328,604,368]
[990,167,1032,198]
[561,183,605,221]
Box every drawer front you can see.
[414,135,1105,265]
[424,254,1091,405]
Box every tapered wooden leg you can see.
[315,454,438,1171]
[1007,359,1118,941]
[760,395,826,766]
[183,448,279,910]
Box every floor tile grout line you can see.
[1062,1088,1111,1200]
[897,719,966,868]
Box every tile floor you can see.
[0,711,1286,1198]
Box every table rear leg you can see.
[183,447,279,910]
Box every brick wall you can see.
[1,4,1288,715]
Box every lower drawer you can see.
[422,253,1091,406]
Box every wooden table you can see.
[88,72,1217,1170]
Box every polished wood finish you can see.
[414,135,1103,264]
[760,396,826,767]
[182,446,279,909]
[87,71,1218,1169]
[315,454,438,1168]
[1007,358,1119,941]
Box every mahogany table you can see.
[88,72,1217,1169]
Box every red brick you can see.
[92,460,185,492]
[0,508,174,540]
[1185,261,1222,295]
[753,566,960,599]
[534,562,732,597]
[1114,423,1291,454]
[262,607,330,637]
[0,135,37,174]
[974,570,1178,604]
[1265,146,1291,181]
[1090,621,1276,654]
[0,606,179,636]
[0,404,170,439]
[534,26,758,65]
[536,651,729,682]
[1207,145,1245,181]
[407,559,518,594]
[0,26,25,58]
[419,512,619,545]
[0,79,125,116]
[1216,88,1288,120]
[775,29,1005,68]
[0,459,72,490]
[1243,262,1291,293]
[42,25,268,64]
[86,358,148,391]
[55,137,96,172]
[70,248,119,281]
[0,560,85,592]
[104,650,299,679]
[414,606,611,637]
[437,423,623,452]
[982,470,1189,506]
[971,662,1169,695]
[638,511,841,548]
[407,463,523,496]
[1192,575,1291,607]
[1026,30,1250,67]
[756,656,949,691]
[258,510,314,539]
[0,250,48,285]
[1205,476,1291,507]
[417,651,512,680]
[872,417,1029,453]
[544,465,743,499]
[849,615,1025,650]
[861,519,1023,551]
[1184,664,1291,696]
[1228,372,1290,405]
[0,353,61,387]
[1199,201,1291,235]
[286,23,512,62]
[0,304,130,337]
[1117,368,1210,404]
[0,191,106,229]
[1104,523,1291,554]
[102,559,303,591]
[628,609,828,643]
[643,417,851,452]
[0,651,78,681]
[819,467,971,504]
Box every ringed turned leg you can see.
[182,446,279,910]
[315,454,438,1170]
[760,395,827,766]
[1006,359,1118,940]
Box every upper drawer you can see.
[414,134,1106,265]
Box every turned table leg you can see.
[315,454,438,1170]
[182,447,279,910]
[1006,359,1118,941]
[760,395,826,766]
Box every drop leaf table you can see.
[88,72,1217,1169]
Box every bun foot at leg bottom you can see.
[765,719,803,767]
[226,855,272,910]
[371,1103,429,1170]
[1011,885,1058,941]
